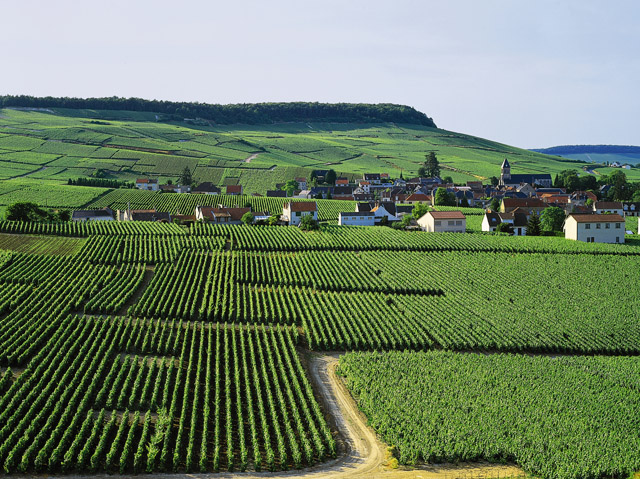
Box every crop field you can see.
[0,233,85,255]
[337,351,640,479]
[0,220,638,476]
[0,108,605,194]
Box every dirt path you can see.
[244,153,260,163]
[12,354,526,479]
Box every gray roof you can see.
[72,209,113,219]
[339,211,374,217]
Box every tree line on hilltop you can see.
[0,96,437,127]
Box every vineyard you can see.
[0,219,638,476]
[337,350,640,479]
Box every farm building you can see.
[121,209,171,222]
[282,202,317,226]
[135,178,159,191]
[417,211,466,233]
[71,208,115,222]
[195,206,250,224]
[593,201,624,216]
[500,197,547,215]
[192,182,221,195]
[338,211,375,226]
[563,214,625,243]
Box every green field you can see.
[1,107,626,198]
[338,350,640,479]
[0,221,639,476]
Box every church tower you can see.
[499,158,511,185]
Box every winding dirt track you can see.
[19,354,524,479]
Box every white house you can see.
[563,214,625,243]
[593,201,624,216]
[482,211,528,236]
[136,178,159,191]
[338,211,375,226]
[295,177,308,190]
[282,202,318,225]
[417,211,466,233]
[370,203,398,223]
[71,208,114,222]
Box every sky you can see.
[3,0,639,148]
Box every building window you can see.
[616,237,620,243]
[295,212,300,217]
[456,220,462,226]
[616,223,621,228]
[585,224,591,229]
[448,221,454,226]
[596,223,601,229]
[435,221,441,226]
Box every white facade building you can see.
[564,214,625,243]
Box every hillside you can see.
[0,106,621,210]
[533,144,640,166]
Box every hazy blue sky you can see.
[3,0,639,148]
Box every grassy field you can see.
[1,108,626,197]
[0,233,86,255]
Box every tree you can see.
[378,216,390,227]
[632,191,640,203]
[496,222,513,234]
[325,169,337,185]
[527,211,541,236]
[268,214,280,226]
[434,187,456,206]
[412,203,429,220]
[5,202,47,222]
[179,166,193,186]
[557,170,580,192]
[540,206,565,233]
[424,152,440,177]
[281,180,299,196]
[585,198,594,207]
[579,174,597,191]
[417,166,428,177]
[56,210,71,222]
[443,176,453,184]
[489,197,501,212]
[299,214,319,231]
[241,212,255,225]
[490,176,499,187]
[460,196,469,207]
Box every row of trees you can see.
[0,96,436,126]
[5,203,70,222]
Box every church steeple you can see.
[500,158,511,185]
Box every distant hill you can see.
[0,95,436,127]
[532,145,640,166]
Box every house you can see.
[353,193,375,202]
[501,197,547,215]
[335,177,350,186]
[252,211,272,222]
[226,185,243,196]
[266,190,287,198]
[498,158,552,187]
[172,214,196,224]
[405,193,431,204]
[295,177,307,190]
[282,202,318,225]
[71,208,114,222]
[295,189,312,199]
[417,211,466,233]
[370,203,399,223]
[135,178,159,191]
[482,211,528,236]
[309,186,333,199]
[564,214,625,243]
[358,181,371,194]
[338,211,375,226]
[363,173,381,185]
[122,209,171,222]
[195,205,250,224]
[593,201,623,216]
[622,202,640,217]
[159,184,190,194]
[192,182,221,195]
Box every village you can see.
[70,159,634,244]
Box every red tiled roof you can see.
[287,202,317,212]
[428,211,466,219]
[594,201,623,209]
[136,178,158,184]
[226,185,243,194]
[568,214,624,223]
